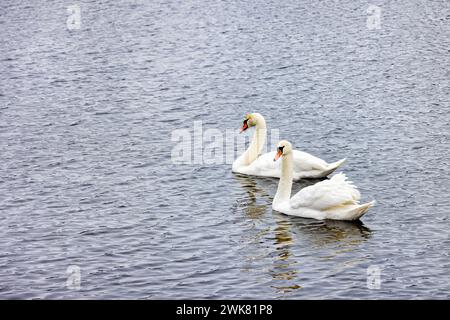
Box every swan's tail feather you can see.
[346,200,375,221]
[319,158,347,178]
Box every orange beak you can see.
[274,150,283,161]
[239,122,248,133]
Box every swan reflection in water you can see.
[233,174,372,296]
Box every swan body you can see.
[233,150,346,180]
[272,140,375,221]
[232,113,346,180]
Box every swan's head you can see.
[239,113,263,133]
[274,140,292,161]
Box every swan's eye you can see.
[243,119,248,125]
[278,146,285,153]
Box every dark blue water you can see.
[0,0,449,299]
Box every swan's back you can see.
[290,173,361,211]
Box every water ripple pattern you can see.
[0,0,449,299]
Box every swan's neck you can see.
[273,152,293,206]
[242,121,266,165]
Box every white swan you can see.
[272,140,375,221]
[232,113,346,180]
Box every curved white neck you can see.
[273,152,293,207]
[241,118,267,166]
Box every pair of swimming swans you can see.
[232,113,375,221]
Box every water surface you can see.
[0,0,449,299]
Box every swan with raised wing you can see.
[271,140,375,220]
[232,113,346,180]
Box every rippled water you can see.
[1,0,449,299]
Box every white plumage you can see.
[290,173,360,210]
[232,113,346,180]
[272,141,375,221]
[234,150,346,180]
